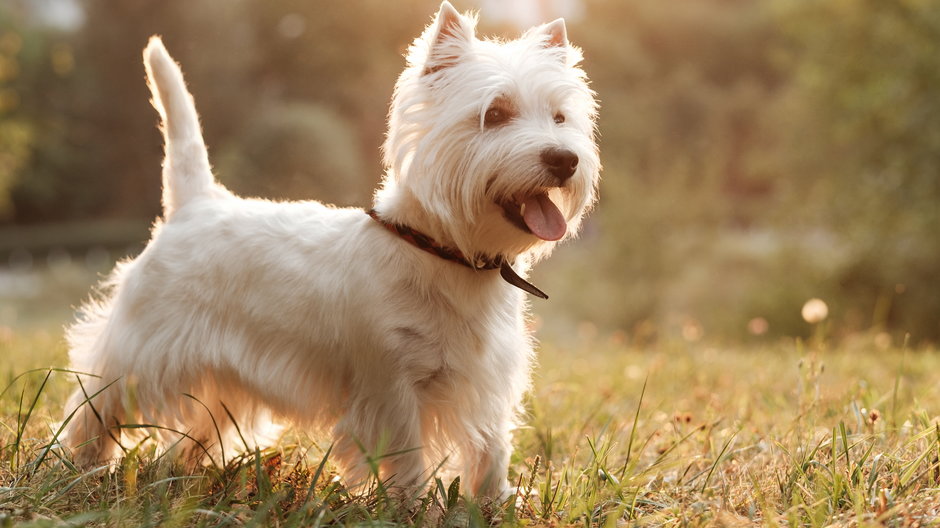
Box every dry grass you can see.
[2,327,939,526]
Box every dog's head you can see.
[376,1,600,263]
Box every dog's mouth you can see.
[499,190,567,241]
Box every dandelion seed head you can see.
[801,298,828,324]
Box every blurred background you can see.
[0,0,937,344]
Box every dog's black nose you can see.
[540,147,579,183]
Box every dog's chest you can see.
[387,290,523,393]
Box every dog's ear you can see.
[423,1,475,76]
[539,18,569,49]
[526,18,569,50]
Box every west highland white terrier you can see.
[62,1,599,500]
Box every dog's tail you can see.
[143,36,221,218]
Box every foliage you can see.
[0,0,938,341]
[0,10,35,218]
[216,103,368,205]
[773,0,940,340]
[547,0,940,342]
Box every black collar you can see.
[367,209,548,299]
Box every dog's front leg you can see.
[332,387,427,496]
[462,417,513,501]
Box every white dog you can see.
[62,1,599,500]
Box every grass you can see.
[2,325,940,526]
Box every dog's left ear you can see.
[538,18,569,48]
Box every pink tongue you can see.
[522,193,567,241]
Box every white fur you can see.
[62,1,599,500]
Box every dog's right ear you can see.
[423,1,475,76]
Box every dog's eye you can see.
[484,107,510,127]
[554,113,566,125]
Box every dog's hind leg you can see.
[167,379,281,469]
[62,373,127,467]
[61,300,133,466]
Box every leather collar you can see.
[366,209,548,299]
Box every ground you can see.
[2,313,939,527]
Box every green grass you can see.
[2,327,940,526]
